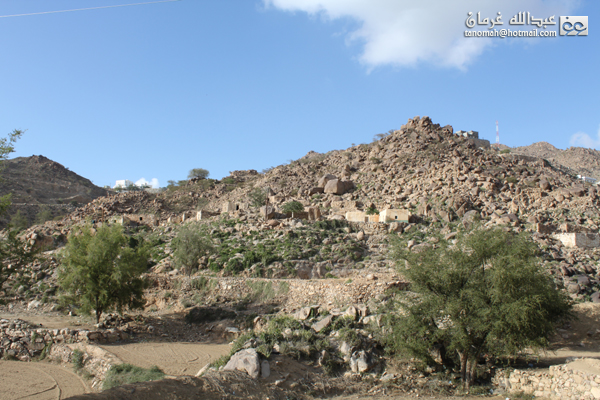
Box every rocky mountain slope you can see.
[4,116,600,398]
[0,155,110,227]
[511,141,600,180]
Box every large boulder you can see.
[324,179,354,195]
[224,348,260,379]
[318,174,338,188]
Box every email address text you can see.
[464,29,557,38]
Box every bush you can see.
[386,226,573,389]
[103,364,164,390]
[72,349,85,371]
[500,149,511,154]
[171,224,214,275]
[366,205,379,215]
[282,201,304,214]
[185,306,236,324]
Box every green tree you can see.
[0,229,38,302]
[249,187,268,208]
[171,224,214,276]
[10,210,28,231]
[0,129,31,301]
[282,200,304,214]
[188,168,209,180]
[385,226,572,389]
[0,129,24,216]
[58,224,149,323]
[35,205,53,225]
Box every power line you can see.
[0,0,181,18]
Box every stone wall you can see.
[0,318,129,362]
[493,359,600,399]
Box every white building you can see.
[114,179,134,189]
[455,130,479,139]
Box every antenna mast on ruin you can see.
[496,120,499,149]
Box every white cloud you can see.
[570,125,600,149]
[263,0,576,69]
[135,178,160,188]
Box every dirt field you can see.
[0,360,90,399]
[98,342,230,376]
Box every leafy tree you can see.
[385,226,572,389]
[58,224,149,323]
[171,224,214,276]
[0,229,38,302]
[0,129,31,301]
[188,168,209,180]
[366,205,379,215]
[249,187,268,208]
[0,129,24,216]
[10,210,28,231]
[35,205,53,225]
[282,201,304,214]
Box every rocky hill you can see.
[4,117,600,398]
[0,155,110,227]
[511,141,600,180]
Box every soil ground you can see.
[98,342,230,376]
[0,360,90,400]
[1,303,599,400]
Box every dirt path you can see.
[0,360,90,400]
[98,342,230,376]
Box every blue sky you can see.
[1,0,598,187]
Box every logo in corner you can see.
[560,16,588,36]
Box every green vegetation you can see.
[185,306,236,324]
[0,130,37,302]
[0,129,24,216]
[103,364,165,390]
[9,210,28,231]
[35,205,53,225]
[201,219,363,276]
[246,280,289,303]
[72,349,85,371]
[249,187,268,208]
[171,223,214,275]
[366,205,379,215]
[212,315,341,375]
[0,229,38,302]
[384,226,573,389]
[281,200,304,214]
[58,224,149,323]
[500,149,511,154]
[188,168,210,180]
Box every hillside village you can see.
[2,116,600,399]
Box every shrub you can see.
[103,364,165,390]
[500,149,511,154]
[366,205,379,215]
[282,201,304,214]
[171,224,214,275]
[185,306,236,324]
[72,349,85,371]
